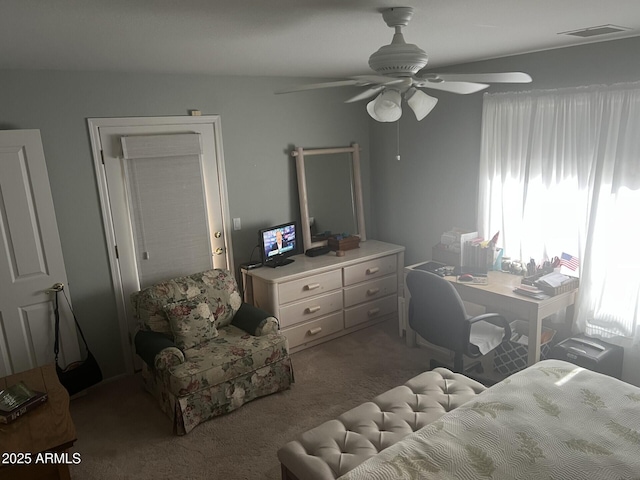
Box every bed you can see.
[340,359,640,480]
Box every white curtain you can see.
[478,82,640,344]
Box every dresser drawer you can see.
[278,270,342,304]
[279,290,343,328]
[283,311,344,348]
[344,294,397,329]
[343,274,397,308]
[343,255,397,286]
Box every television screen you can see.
[259,221,298,267]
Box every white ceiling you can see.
[2,0,640,78]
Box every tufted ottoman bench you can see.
[278,368,486,480]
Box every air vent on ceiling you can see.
[560,24,631,38]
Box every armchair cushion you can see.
[165,324,289,396]
[135,330,183,369]
[232,302,280,336]
[164,296,219,350]
[131,269,243,336]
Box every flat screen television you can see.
[259,221,299,268]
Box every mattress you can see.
[340,359,640,480]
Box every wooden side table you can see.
[0,364,77,480]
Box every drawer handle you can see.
[366,267,380,275]
[368,307,381,317]
[308,326,322,336]
[305,283,321,291]
[305,305,321,314]
[366,288,380,296]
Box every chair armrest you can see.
[134,330,185,370]
[232,302,280,336]
[154,347,186,370]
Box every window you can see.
[479,83,640,343]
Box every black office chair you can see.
[406,269,511,374]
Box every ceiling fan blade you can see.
[418,81,490,95]
[427,72,533,84]
[275,80,360,95]
[345,86,384,103]
[275,75,407,95]
[350,75,407,86]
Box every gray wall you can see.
[0,71,370,378]
[371,36,640,266]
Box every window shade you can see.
[121,133,203,159]
[122,133,212,288]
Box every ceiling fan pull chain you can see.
[396,120,401,161]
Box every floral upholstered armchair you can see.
[132,269,294,435]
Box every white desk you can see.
[403,264,578,366]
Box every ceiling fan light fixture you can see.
[368,40,429,76]
[405,88,438,121]
[275,7,532,123]
[368,6,428,76]
[367,89,402,122]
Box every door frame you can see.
[88,116,234,373]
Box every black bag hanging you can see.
[53,285,103,396]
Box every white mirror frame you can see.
[293,143,366,252]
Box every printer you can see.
[550,335,624,379]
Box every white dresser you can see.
[242,240,405,352]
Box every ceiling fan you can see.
[276,7,532,122]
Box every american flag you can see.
[560,252,579,271]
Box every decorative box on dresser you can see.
[242,240,405,352]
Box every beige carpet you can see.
[68,320,431,479]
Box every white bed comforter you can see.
[340,359,640,480]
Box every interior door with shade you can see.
[89,116,233,372]
[0,130,81,376]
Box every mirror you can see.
[293,143,366,252]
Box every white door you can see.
[0,130,80,376]
[89,116,233,372]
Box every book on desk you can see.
[0,381,48,424]
[513,283,550,300]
